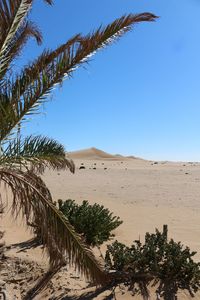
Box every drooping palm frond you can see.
[0,0,52,79]
[0,13,157,142]
[0,135,75,173]
[0,167,105,283]
[5,20,42,61]
[0,0,32,78]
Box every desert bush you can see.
[79,166,86,170]
[105,225,200,300]
[58,199,123,246]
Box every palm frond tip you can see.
[0,168,105,283]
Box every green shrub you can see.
[105,225,200,300]
[58,199,123,246]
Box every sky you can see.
[19,0,200,161]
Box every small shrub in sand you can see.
[58,199,123,246]
[105,225,200,300]
[79,165,86,170]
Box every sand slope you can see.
[1,152,200,299]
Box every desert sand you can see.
[1,147,200,299]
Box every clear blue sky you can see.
[20,0,200,161]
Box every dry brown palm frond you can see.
[5,20,42,60]
[43,0,53,4]
[20,34,82,80]
[0,13,158,141]
[0,167,105,283]
[0,20,42,80]
[17,13,157,86]
[0,0,33,78]
[0,0,52,79]
[0,0,52,40]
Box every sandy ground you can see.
[1,148,200,299]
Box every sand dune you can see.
[69,147,135,160]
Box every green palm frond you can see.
[0,135,75,173]
[0,13,157,141]
[0,167,105,283]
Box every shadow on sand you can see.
[11,238,42,252]
[55,285,114,300]
[10,240,114,300]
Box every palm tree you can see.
[0,0,157,283]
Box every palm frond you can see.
[0,0,52,79]
[18,34,82,82]
[0,20,42,80]
[43,0,53,4]
[0,135,75,173]
[6,20,42,60]
[0,167,105,283]
[0,13,158,141]
[0,0,32,78]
